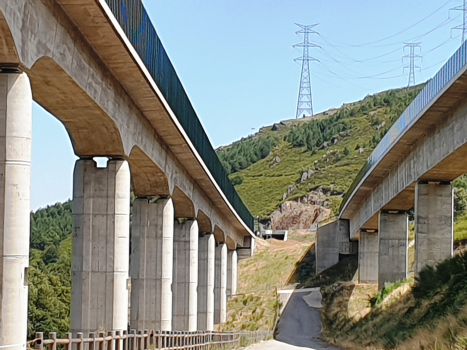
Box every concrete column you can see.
[198,234,215,331]
[378,212,408,288]
[71,159,131,334]
[0,73,32,350]
[227,250,238,297]
[359,230,379,283]
[415,182,453,274]
[173,220,198,331]
[130,198,174,331]
[315,219,353,274]
[214,243,227,324]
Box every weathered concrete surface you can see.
[0,0,252,247]
[415,182,453,274]
[238,236,256,260]
[342,78,467,239]
[273,291,340,349]
[379,212,408,288]
[173,220,198,331]
[130,198,174,331]
[214,243,227,324]
[359,231,379,284]
[198,234,215,331]
[71,159,130,334]
[316,220,357,274]
[0,73,31,350]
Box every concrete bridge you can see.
[0,0,256,348]
[316,40,467,287]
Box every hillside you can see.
[217,85,424,219]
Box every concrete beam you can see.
[173,220,198,331]
[378,212,408,288]
[359,230,379,284]
[198,234,215,331]
[415,182,453,274]
[71,159,130,334]
[0,73,32,350]
[214,243,227,324]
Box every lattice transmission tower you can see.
[450,0,467,44]
[294,23,320,119]
[403,43,421,87]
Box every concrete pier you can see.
[214,243,227,324]
[359,230,379,284]
[315,219,356,274]
[198,234,215,331]
[415,182,453,274]
[173,220,199,331]
[130,198,174,331]
[378,212,408,288]
[71,159,131,334]
[227,250,238,297]
[0,73,32,350]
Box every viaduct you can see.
[0,0,255,348]
[316,39,467,287]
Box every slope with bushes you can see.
[217,85,424,218]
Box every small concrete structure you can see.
[378,212,408,288]
[315,219,357,274]
[71,159,131,335]
[0,73,32,350]
[415,182,453,274]
[198,234,215,331]
[173,220,199,331]
[359,230,379,284]
[214,243,227,324]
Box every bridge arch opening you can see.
[197,209,213,233]
[28,57,125,157]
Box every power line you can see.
[402,43,422,86]
[322,0,453,48]
[450,0,467,43]
[294,23,320,119]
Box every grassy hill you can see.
[217,85,424,219]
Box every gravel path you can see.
[244,289,340,350]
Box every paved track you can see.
[245,290,339,349]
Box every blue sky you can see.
[31,0,465,210]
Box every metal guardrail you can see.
[102,0,254,231]
[340,39,467,214]
[28,330,273,350]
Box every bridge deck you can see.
[56,0,253,232]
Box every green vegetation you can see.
[28,202,73,338]
[217,136,278,174]
[216,85,424,218]
[321,253,467,350]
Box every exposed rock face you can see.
[271,201,330,230]
[271,188,332,230]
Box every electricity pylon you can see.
[402,43,422,87]
[450,0,467,44]
[294,23,320,119]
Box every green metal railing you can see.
[340,39,467,214]
[104,0,254,231]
